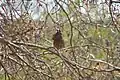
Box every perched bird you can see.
[52,29,65,49]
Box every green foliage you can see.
[0,75,5,80]
[96,50,106,59]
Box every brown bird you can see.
[52,30,65,49]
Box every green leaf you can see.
[96,50,105,59]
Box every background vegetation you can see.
[0,0,120,80]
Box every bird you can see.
[52,29,65,49]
